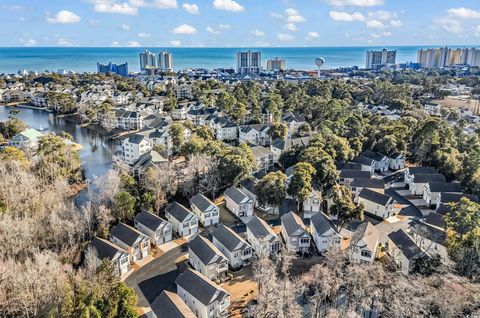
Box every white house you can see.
[109,223,151,262]
[281,111,306,137]
[423,182,463,206]
[339,169,371,186]
[303,188,322,218]
[355,188,396,220]
[8,128,44,149]
[388,153,405,171]
[121,134,152,165]
[211,223,252,269]
[280,212,311,254]
[151,290,196,318]
[424,102,441,116]
[310,212,342,254]
[351,156,375,176]
[436,192,479,209]
[175,269,230,318]
[246,215,281,256]
[85,237,131,276]
[239,124,270,146]
[188,235,229,281]
[210,117,238,141]
[349,222,380,264]
[164,202,199,237]
[250,146,275,173]
[133,209,173,246]
[407,173,446,196]
[224,187,254,218]
[349,178,385,196]
[114,109,144,130]
[189,193,220,227]
[388,229,426,275]
[172,104,188,120]
[360,150,389,172]
[404,167,437,188]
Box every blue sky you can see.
[1,0,480,47]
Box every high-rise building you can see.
[236,50,262,74]
[139,49,156,70]
[97,62,129,76]
[365,49,397,70]
[417,47,480,68]
[158,50,173,71]
[266,57,286,72]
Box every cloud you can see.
[58,38,73,46]
[329,11,364,21]
[218,24,231,30]
[286,23,298,31]
[89,19,101,26]
[327,0,384,7]
[306,31,319,40]
[138,32,151,38]
[111,41,121,47]
[126,41,141,47]
[370,31,391,39]
[19,37,37,47]
[92,1,138,15]
[172,24,197,34]
[447,7,480,19]
[251,29,265,36]
[285,8,305,23]
[366,20,384,28]
[277,33,294,41]
[121,24,131,30]
[206,26,220,34]
[213,0,244,12]
[182,3,199,14]
[270,12,283,19]
[390,19,402,27]
[46,10,81,24]
[153,0,177,9]
[170,40,181,46]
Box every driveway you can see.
[125,244,188,308]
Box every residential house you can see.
[109,223,151,262]
[31,91,48,107]
[172,104,188,120]
[246,215,281,255]
[239,124,270,146]
[251,146,275,173]
[164,202,199,237]
[424,102,441,115]
[408,174,446,196]
[351,156,375,176]
[281,111,306,137]
[224,187,254,218]
[121,134,152,165]
[210,117,238,141]
[211,223,252,269]
[85,237,131,276]
[175,269,230,318]
[151,291,196,318]
[270,136,310,163]
[310,212,341,254]
[360,150,389,172]
[404,167,437,186]
[134,209,173,246]
[130,150,169,181]
[339,169,371,186]
[436,192,479,209]
[355,188,396,219]
[349,178,385,196]
[349,222,380,264]
[114,109,144,130]
[177,84,194,100]
[188,235,229,280]
[303,188,322,218]
[388,153,405,171]
[281,212,311,253]
[387,229,426,275]
[189,193,220,226]
[8,128,43,149]
[423,182,463,206]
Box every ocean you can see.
[0,46,431,74]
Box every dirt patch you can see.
[221,267,257,318]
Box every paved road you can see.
[125,244,188,308]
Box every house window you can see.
[301,238,309,244]
[191,220,197,225]
[361,250,371,258]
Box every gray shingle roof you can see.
[407,167,437,175]
[352,156,374,166]
[110,223,148,247]
[281,211,306,237]
[350,178,385,189]
[310,212,337,236]
[250,146,273,158]
[340,169,371,179]
[388,229,423,260]
[351,222,379,251]
[412,174,446,183]
[224,187,249,205]
[134,210,169,231]
[211,223,250,253]
[439,192,479,204]
[427,182,463,193]
[90,237,127,260]
[175,269,229,306]
[361,150,387,162]
[424,212,446,228]
[151,291,196,318]
[165,202,195,222]
[190,193,215,213]
[188,235,227,265]
[246,215,276,240]
[358,188,393,206]
[336,162,363,171]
